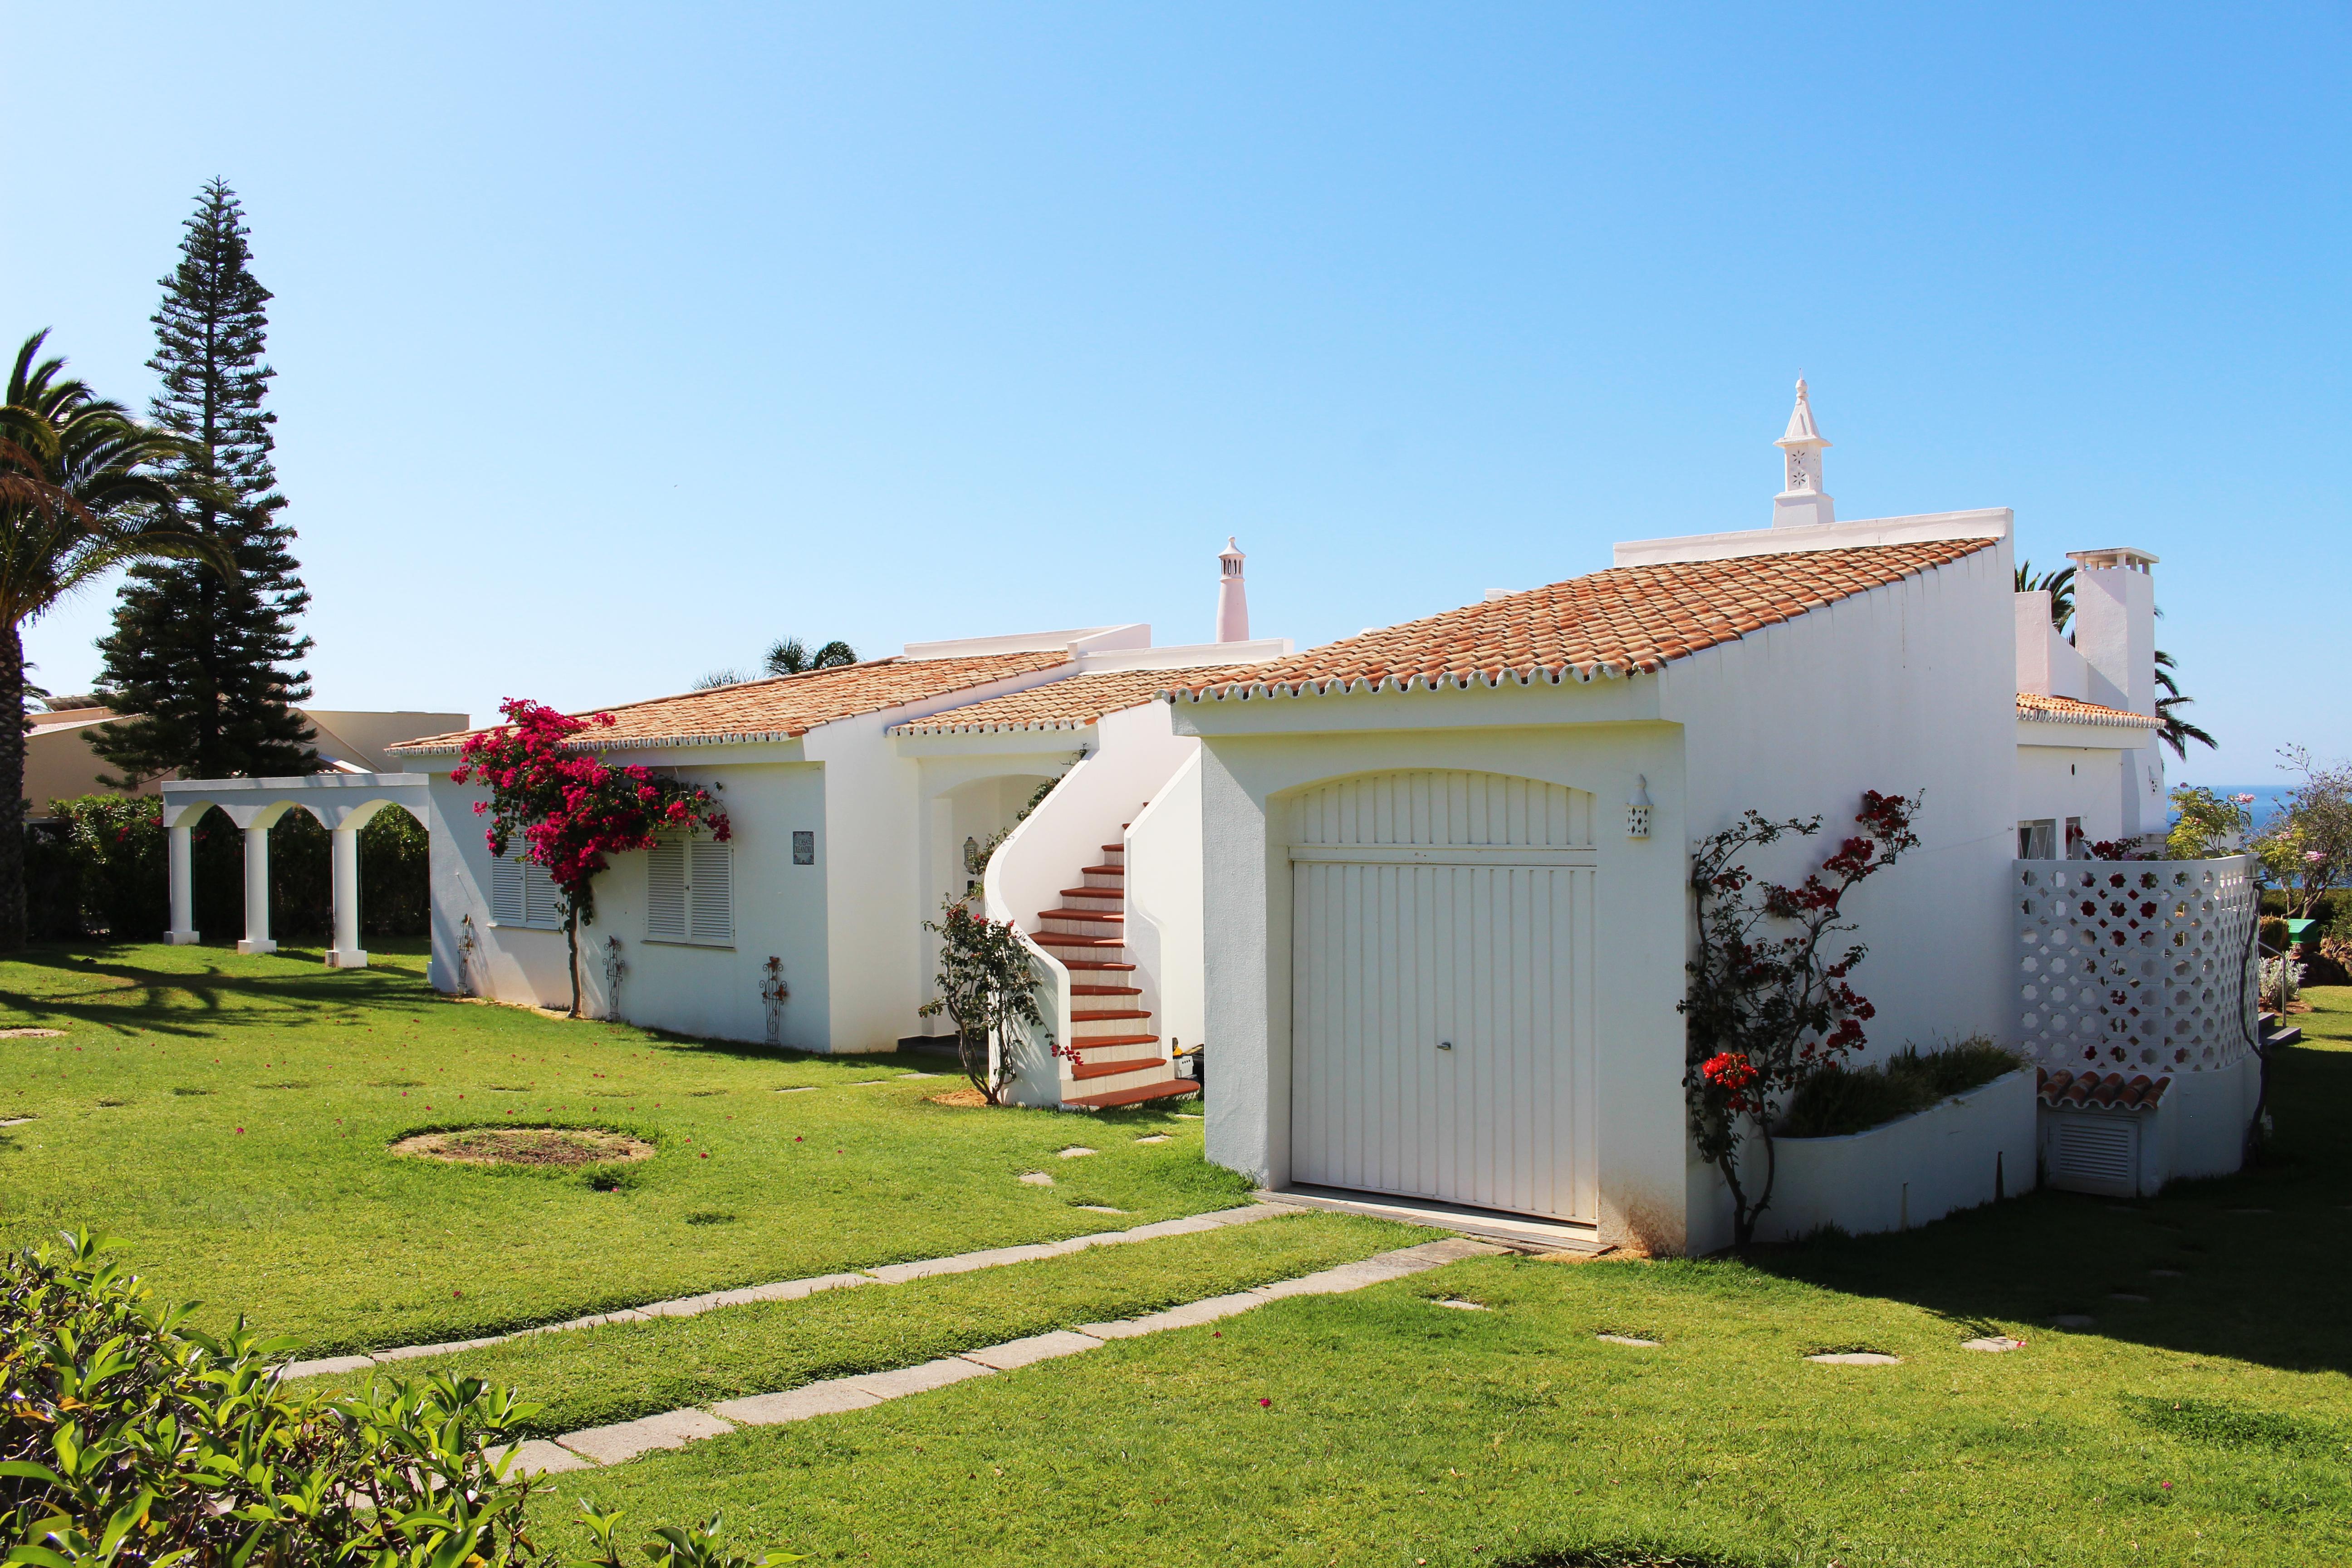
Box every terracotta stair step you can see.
[1099,844,1124,853]
[1038,908,1123,925]
[1069,1057,1168,1081]
[1072,984,1142,996]
[1060,960,1137,973]
[1072,1009,1152,1022]
[1060,887,1123,901]
[1062,1079,1201,1110]
[1074,1034,1161,1049]
[1080,864,1125,877]
[1035,938,1126,953]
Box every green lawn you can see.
[0,940,1246,1354]
[12,945,2350,1566]
[519,990,2352,1567]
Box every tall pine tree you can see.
[93,180,317,782]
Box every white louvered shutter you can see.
[688,839,734,945]
[490,850,525,925]
[647,838,688,940]
[523,859,564,929]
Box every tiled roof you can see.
[2037,1067,2170,1112]
[890,666,1254,736]
[386,652,1073,755]
[1164,539,1995,702]
[2015,692,2163,728]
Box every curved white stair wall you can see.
[1125,748,1204,1060]
[983,701,1199,1106]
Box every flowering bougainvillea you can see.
[1681,789,1922,1248]
[453,699,730,1017]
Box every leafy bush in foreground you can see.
[1779,1038,2022,1140]
[1,1230,789,1568]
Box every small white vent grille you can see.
[2048,1114,2138,1196]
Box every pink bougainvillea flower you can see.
[699,1151,710,1159]
[235,1127,245,1134]
[1258,1398,1271,1408]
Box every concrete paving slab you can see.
[1253,1260,1417,1299]
[283,1354,377,1379]
[711,1382,883,1426]
[736,1273,873,1303]
[557,1408,735,1464]
[1805,1352,1902,1366]
[960,1331,1105,1370]
[843,1358,997,1399]
[495,1439,598,1476]
[867,1244,1067,1284]
[1083,1291,1265,1338]
[1596,1334,1660,1348]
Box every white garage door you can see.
[1289,771,1597,1223]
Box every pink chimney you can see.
[1215,537,1250,643]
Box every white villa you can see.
[167,384,2261,1255]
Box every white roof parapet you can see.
[1613,508,2012,568]
[2065,547,2159,573]
[900,625,1147,660]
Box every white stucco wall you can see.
[1661,537,2017,1252]
[2014,740,2137,848]
[1181,683,1691,1253]
[1127,750,1205,1059]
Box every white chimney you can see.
[1215,537,1250,642]
[1772,378,1836,529]
[2066,548,2158,716]
[2014,590,2089,700]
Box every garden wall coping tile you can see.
[959,1330,1106,1370]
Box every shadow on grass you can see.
[0,942,433,1038]
[1743,1037,2352,1379]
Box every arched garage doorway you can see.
[1286,769,1599,1224]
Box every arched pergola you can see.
[158,774,431,969]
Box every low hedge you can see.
[1,1230,789,1568]
[1779,1039,2023,1140]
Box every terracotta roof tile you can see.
[2015,692,2163,728]
[2036,1067,2170,1112]
[890,666,1256,736]
[1165,539,1995,702]
[387,652,1072,755]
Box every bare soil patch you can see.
[926,1087,990,1108]
[390,1127,655,1168]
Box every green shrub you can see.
[1,1230,789,1568]
[1779,1039,2022,1139]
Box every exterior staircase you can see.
[1027,833,1200,1111]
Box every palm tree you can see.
[0,331,221,947]
[2014,561,2075,631]
[2154,649,2215,760]
[764,637,858,676]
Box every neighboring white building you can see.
[1163,385,2254,1254]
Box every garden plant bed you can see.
[390,1126,655,1167]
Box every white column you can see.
[166,822,198,945]
[237,825,276,956]
[327,824,367,969]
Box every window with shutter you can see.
[490,847,564,930]
[689,838,734,945]
[647,838,688,941]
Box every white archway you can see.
[159,774,431,967]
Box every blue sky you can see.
[4,2,2344,784]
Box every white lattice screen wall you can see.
[2014,856,2259,1074]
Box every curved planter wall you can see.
[1756,1068,2037,1243]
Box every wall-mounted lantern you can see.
[1627,775,1653,840]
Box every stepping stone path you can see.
[1057,1147,1096,1158]
[895,1073,937,1080]
[0,1029,64,1039]
[773,1086,817,1094]
[1961,1336,2026,1353]
[2049,1314,2097,1329]
[1074,1205,1125,1214]
[2149,1268,2185,1279]
[1596,1334,1660,1348]
[0,1117,32,1129]
[2108,1293,2151,1303]
[1807,1352,1901,1366]
[1430,1298,1488,1311]
[478,1235,1505,1475]
[287,1204,1300,1381]
[1019,1172,1054,1186]
[1134,1135,1171,1145]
